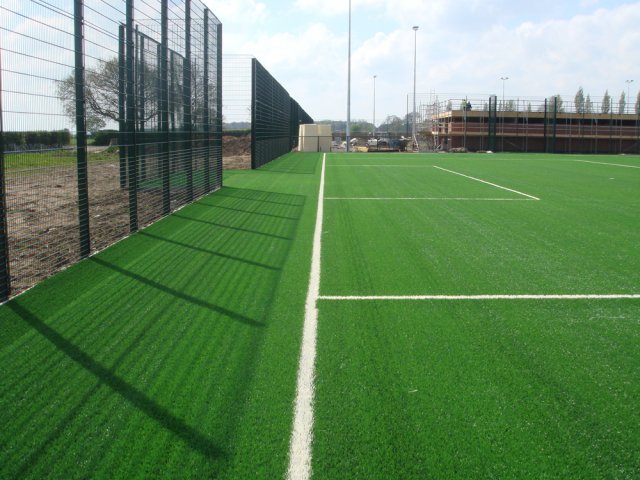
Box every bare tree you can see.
[58,57,159,131]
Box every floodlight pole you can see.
[373,75,377,138]
[346,0,352,152]
[626,80,634,114]
[412,26,419,151]
[500,76,508,151]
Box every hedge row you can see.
[3,130,71,148]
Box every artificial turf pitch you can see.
[1,152,639,479]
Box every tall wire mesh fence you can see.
[0,0,222,301]
[251,58,313,169]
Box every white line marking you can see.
[570,159,640,169]
[319,294,640,301]
[330,164,431,167]
[433,166,541,201]
[325,197,534,201]
[287,154,325,480]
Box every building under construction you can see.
[420,95,640,154]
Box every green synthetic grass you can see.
[313,299,640,479]
[322,153,640,295]
[1,151,639,479]
[0,152,321,479]
[313,152,640,478]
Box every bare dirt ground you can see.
[222,135,251,169]
[4,134,252,297]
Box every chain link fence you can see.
[0,0,222,301]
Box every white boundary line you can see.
[569,159,640,169]
[287,154,325,480]
[319,294,640,301]
[433,166,540,200]
[325,197,534,201]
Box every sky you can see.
[204,0,640,123]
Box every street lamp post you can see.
[626,79,634,114]
[500,76,508,151]
[373,75,377,138]
[412,26,419,151]
[346,0,352,152]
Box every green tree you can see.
[574,87,585,113]
[549,94,564,112]
[585,94,593,114]
[601,90,611,114]
[618,91,626,114]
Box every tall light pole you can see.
[500,76,509,111]
[412,26,419,151]
[626,79,634,114]
[346,0,352,152]
[373,75,377,138]
[500,76,508,151]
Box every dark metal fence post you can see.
[137,28,146,181]
[118,24,127,189]
[203,8,211,193]
[251,58,257,169]
[543,98,548,153]
[215,21,223,187]
[126,0,138,232]
[552,97,557,154]
[160,0,170,214]
[183,0,193,201]
[0,33,10,301]
[488,95,496,151]
[74,0,90,258]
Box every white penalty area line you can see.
[569,159,640,169]
[319,294,640,301]
[287,154,325,480]
[433,166,540,201]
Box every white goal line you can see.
[319,294,640,301]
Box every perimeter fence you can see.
[0,0,222,301]
[251,58,313,169]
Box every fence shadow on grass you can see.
[5,300,226,477]
[0,185,307,478]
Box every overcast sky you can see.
[204,0,640,123]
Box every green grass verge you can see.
[0,152,321,479]
[4,147,119,170]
